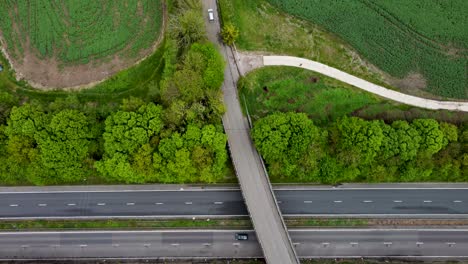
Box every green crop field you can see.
[0,0,163,64]
[266,0,468,99]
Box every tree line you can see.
[0,0,229,185]
[252,112,467,183]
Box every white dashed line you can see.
[80,244,88,248]
[126,202,135,206]
[393,200,403,203]
[416,242,424,246]
[304,201,312,204]
[453,200,463,203]
[112,244,120,247]
[203,243,211,246]
[155,202,164,205]
[333,200,342,203]
[384,242,392,246]
[446,242,456,247]
[214,202,223,205]
[67,203,76,206]
[171,243,180,246]
[38,204,47,207]
[363,200,373,203]
[143,243,151,247]
[350,242,359,246]
[232,243,240,246]
[9,204,19,207]
[97,203,106,206]
[423,200,432,203]
[185,202,193,205]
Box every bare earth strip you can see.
[0,3,167,91]
[236,52,468,112]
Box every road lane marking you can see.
[112,244,120,247]
[143,243,151,247]
[416,242,424,247]
[9,204,19,207]
[321,242,330,247]
[333,200,342,203]
[384,242,392,247]
[446,242,456,247]
[363,200,373,203]
[214,202,223,205]
[38,203,47,207]
[304,201,312,204]
[453,200,463,203]
[293,242,301,246]
[171,243,180,246]
[203,243,211,246]
[393,200,403,203]
[423,200,432,203]
[126,202,135,206]
[185,201,193,205]
[97,203,106,206]
[350,242,359,246]
[232,243,240,246]
[80,244,88,247]
[67,203,76,206]
[155,202,164,205]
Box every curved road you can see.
[1,229,467,260]
[0,188,467,219]
[238,55,468,112]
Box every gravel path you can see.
[236,53,468,112]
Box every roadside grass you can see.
[218,0,388,89]
[240,67,468,126]
[0,219,253,231]
[0,218,371,231]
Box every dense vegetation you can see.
[266,0,468,99]
[253,112,467,183]
[0,0,230,185]
[0,0,163,64]
[240,67,468,126]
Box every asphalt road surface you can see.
[1,229,467,260]
[0,189,467,218]
[202,0,299,263]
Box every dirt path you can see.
[0,2,167,91]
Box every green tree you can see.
[96,103,164,182]
[411,119,445,155]
[35,110,92,183]
[221,23,239,46]
[336,117,384,164]
[169,9,206,49]
[252,112,320,179]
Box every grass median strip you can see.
[3,218,467,231]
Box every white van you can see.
[208,9,214,22]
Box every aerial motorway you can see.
[1,229,467,260]
[0,186,467,219]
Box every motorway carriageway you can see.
[1,229,467,259]
[0,188,467,218]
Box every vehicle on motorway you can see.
[235,233,249,240]
[208,8,214,22]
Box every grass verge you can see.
[240,67,468,126]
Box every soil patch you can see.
[0,2,166,91]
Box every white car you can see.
[208,8,214,22]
